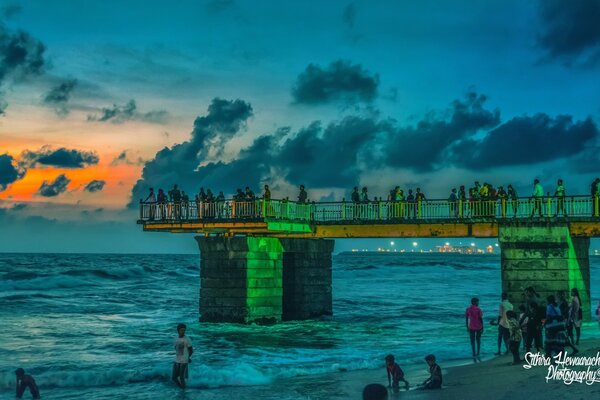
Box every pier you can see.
[138,195,600,323]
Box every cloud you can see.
[0,24,45,82]
[451,114,598,169]
[11,203,27,211]
[128,97,253,206]
[537,0,600,66]
[1,3,22,19]
[21,146,99,168]
[110,150,144,166]
[342,3,356,29]
[380,92,501,171]
[0,153,25,191]
[38,174,70,197]
[87,99,169,124]
[84,180,106,193]
[130,92,600,206]
[291,60,379,105]
[43,79,77,116]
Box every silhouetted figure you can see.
[530,179,543,218]
[157,188,166,219]
[592,178,600,216]
[419,354,442,390]
[15,368,40,400]
[385,354,409,390]
[569,288,582,345]
[466,297,483,358]
[263,184,271,201]
[448,188,458,218]
[172,323,193,388]
[545,295,567,357]
[144,187,156,220]
[495,292,513,355]
[554,179,566,217]
[298,185,308,203]
[362,383,388,400]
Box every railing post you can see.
[595,194,599,217]
[547,192,551,217]
[458,199,462,218]
[417,200,421,219]
[341,199,346,221]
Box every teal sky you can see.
[1,0,600,253]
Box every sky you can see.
[1,0,600,253]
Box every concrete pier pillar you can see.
[196,236,334,324]
[280,238,334,320]
[499,223,591,320]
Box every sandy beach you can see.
[325,338,600,400]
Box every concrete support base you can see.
[196,236,334,324]
[499,222,591,320]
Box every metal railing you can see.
[139,195,600,223]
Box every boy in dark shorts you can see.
[384,354,409,390]
[172,323,193,388]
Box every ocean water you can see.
[1,252,599,400]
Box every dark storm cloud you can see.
[131,93,600,206]
[452,114,598,169]
[537,0,600,65]
[84,180,106,193]
[0,153,25,191]
[277,117,383,186]
[380,92,501,171]
[0,25,45,82]
[291,60,379,104]
[128,98,253,206]
[43,79,77,116]
[343,3,356,29]
[87,100,169,124]
[1,4,22,19]
[21,146,99,168]
[38,174,70,197]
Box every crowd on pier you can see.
[141,177,600,220]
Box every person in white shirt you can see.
[172,323,193,388]
[495,292,513,355]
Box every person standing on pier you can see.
[592,178,600,216]
[554,179,566,217]
[298,185,308,203]
[172,323,193,388]
[465,297,483,359]
[507,184,518,217]
[144,188,156,220]
[530,179,543,217]
[495,292,513,355]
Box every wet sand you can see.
[329,338,600,400]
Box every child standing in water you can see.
[172,323,193,388]
[384,354,409,390]
[419,354,442,390]
[15,368,40,399]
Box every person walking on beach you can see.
[362,383,388,400]
[569,288,582,345]
[385,354,409,390]
[495,292,513,355]
[465,297,483,359]
[506,310,522,365]
[15,368,40,400]
[544,295,569,357]
[172,323,193,388]
[418,354,442,390]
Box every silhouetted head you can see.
[354,186,358,191]
[416,187,421,192]
[264,184,269,190]
[362,187,367,191]
[547,295,556,305]
[174,184,178,189]
[424,354,436,365]
[502,292,508,300]
[362,383,388,400]
[558,179,563,185]
[300,185,305,190]
[385,354,395,364]
[506,310,516,319]
[149,188,154,192]
[177,323,187,337]
[15,368,25,377]
[571,288,580,298]
[534,179,539,184]
[471,297,479,305]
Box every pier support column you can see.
[280,238,334,320]
[197,236,284,324]
[196,236,334,324]
[499,223,591,320]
